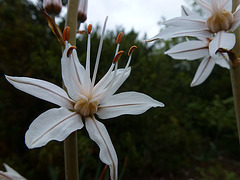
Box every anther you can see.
[116,32,123,44]
[87,24,92,34]
[113,51,124,64]
[128,45,137,56]
[77,30,85,34]
[67,46,77,57]
[63,26,70,41]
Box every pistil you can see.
[74,98,99,116]
[207,9,234,32]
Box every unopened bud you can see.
[43,0,62,15]
[116,32,123,44]
[113,51,124,64]
[128,46,137,56]
[78,0,88,23]
[207,9,233,33]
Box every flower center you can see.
[207,9,233,33]
[74,98,99,116]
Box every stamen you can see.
[63,26,70,41]
[91,16,108,86]
[92,63,114,94]
[128,45,137,56]
[84,26,92,94]
[113,51,124,64]
[67,46,77,57]
[91,61,118,103]
[87,24,92,34]
[116,32,123,44]
[77,30,85,34]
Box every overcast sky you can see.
[86,0,190,38]
[31,0,190,38]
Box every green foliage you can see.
[1,0,240,179]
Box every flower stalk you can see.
[64,0,80,180]
[231,0,240,142]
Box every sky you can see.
[85,0,189,38]
[31,0,190,39]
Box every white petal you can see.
[209,31,236,58]
[25,107,83,148]
[85,117,118,180]
[147,26,211,41]
[91,67,132,104]
[165,40,209,60]
[97,91,164,119]
[211,0,219,13]
[5,75,74,109]
[232,5,240,31]
[214,55,230,68]
[164,16,207,29]
[191,57,215,87]
[61,44,86,101]
[0,163,26,180]
[94,67,126,94]
[220,0,232,12]
[100,67,131,101]
[195,0,212,12]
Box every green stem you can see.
[64,0,79,180]
[231,0,240,142]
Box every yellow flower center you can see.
[74,98,99,116]
[207,9,234,33]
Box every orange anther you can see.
[128,46,137,56]
[67,46,77,57]
[77,30,86,34]
[63,26,70,41]
[113,51,124,64]
[87,24,92,34]
[116,32,123,44]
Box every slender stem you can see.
[231,0,240,142]
[64,0,79,180]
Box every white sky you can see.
[85,0,190,38]
[31,0,190,38]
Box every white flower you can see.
[0,163,26,180]
[147,2,238,86]
[165,31,235,86]
[148,0,240,40]
[5,17,164,180]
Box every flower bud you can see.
[207,9,233,33]
[78,0,88,23]
[43,0,62,15]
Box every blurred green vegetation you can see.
[1,0,240,179]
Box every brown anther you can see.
[63,26,70,41]
[128,45,137,56]
[116,32,123,44]
[77,30,86,34]
[113,51,124,64]
[67,46,77,57]
[87,24,92,34]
